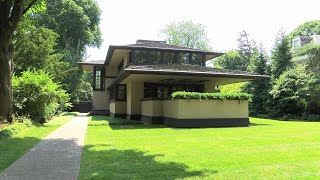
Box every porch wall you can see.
[141,99,249,127]
[110,101,127,118]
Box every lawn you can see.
[0,112,78,172]
[79,116,320,179]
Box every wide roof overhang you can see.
[107,65,269,89]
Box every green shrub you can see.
[171,91,251,101]
[270,65,317,117]
[0,128,18,139]
[13,70,71,123]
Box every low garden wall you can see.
[141,92,251,127]
[110,100,127,118]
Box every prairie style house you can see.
[79,40,268,127]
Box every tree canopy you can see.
[161,21,211,51]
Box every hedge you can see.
[171,91,251,101]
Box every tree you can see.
[270,30,292,81]
[270,65,317,117]
[13,26,70,83]
[161,21,211,50]
[0,0,43,121]
[289,20,320,39]
[244,46,270,116]
[237,30,256,64]
[214,50,247,71]
[37,0,101,101]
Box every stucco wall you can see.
[93,91,108,110]
[126,81,144,115]
[110,101,127,114]
[204,81,215,92]
[141,100,163,117]
[143,99,248,119]
[173,99,248,119]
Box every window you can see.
[149,51,161,64]
[144,83,204,98]
[135,50,148,64]
[190,53,202,66]
[163,52,175,64]
[293,39,300,49]
[177,53,190,64]
[110,85,126,100]
[94,67,105,90]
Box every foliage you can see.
[214,50,247,71]
[237,30,256,65]
[270,30,292,80]
[270,65,317,117]
[71,81,93,102]
[12,70,71,123]
[245,47,271,116]
[289,20,320,39]
[219,82,246,93]
[13,26,70,83]
[171,91,251,101]
[161,21,212,50]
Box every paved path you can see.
[0,114,88,180]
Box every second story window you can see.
[163,52,175,64]
[177,53,190,64]
[149,51,161,64]
[94,66,105,90]
[190,53,202,66]
[135,50,148,64]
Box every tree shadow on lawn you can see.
[80,144,212,180]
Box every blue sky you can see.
[86,0,320,61]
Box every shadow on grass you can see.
[79,144,209,180]
[250,123,272,126]
[62,112,79,116]
[90,116,170,130]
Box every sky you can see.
[86,0,320,61]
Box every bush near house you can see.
[171,91,251,101]
[12,70,71,123]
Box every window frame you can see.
[93,66,105,91]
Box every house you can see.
[291,34,320,66]
[79,40,268,127]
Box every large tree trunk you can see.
[0,30,14,122]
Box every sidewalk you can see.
[0,114,88,180]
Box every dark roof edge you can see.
[104,45,224,66]
[107,68,270,89]
[126,69,270,79]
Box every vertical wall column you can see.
[126,81,144,120]
[204,81,215,92]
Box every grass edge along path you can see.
[0,112,79,172]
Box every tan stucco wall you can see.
[162,100,180,118]
[93,91,108,110]
[204,81,215,92]
[110,101,127,114]
[142,99,249,119]
[173,99,248,119]
[141,100,163,117]
[126,81,144,115]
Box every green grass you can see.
[79,116,320,179]
[0,112,78,172]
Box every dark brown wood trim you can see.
[110,113,127,119]
[105,76,117,78]
[126,114,141,121]
[162,117,250,128]
[141,115,163,124]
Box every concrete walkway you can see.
[0,114,88,180]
